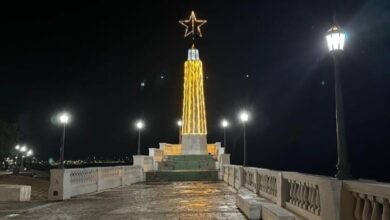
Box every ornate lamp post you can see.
[135,120,144,155]
[325,23,352,180]
[239,111,249,166]
[177,120,182,144]
[221,119,229,152]
[58,112,70,169]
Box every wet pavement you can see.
[0,181,245,220]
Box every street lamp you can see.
[325,22,352,180]
[135,120,144,155]
[221,119,229,152]
[20,145,27,152]
[58,112,70,169]
[177,120,182,144]
[15,145,28,172]
[239,111,249,166]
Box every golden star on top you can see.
[179,11,207,40]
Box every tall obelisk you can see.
[179,11,208,155]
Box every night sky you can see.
[1,1,389,181]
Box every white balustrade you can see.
[243,167,257,193]
[257,168,278,203]
[49,165,143,200]
[343,180,390,220]
[234,165,244,190]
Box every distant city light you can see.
[27,150,33,156]
[15,145,20,150]
[246,74,250,78]
[160,75,165,79]
[140,81,146,87]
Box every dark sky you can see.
[1,1,389,181]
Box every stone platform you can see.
[0,181,245,220]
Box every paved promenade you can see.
[0,181,245,220]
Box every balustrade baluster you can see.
[294,182,300,206]
[298,183,304,207]
[303,183,309,209]
[295,182,300,206]
[382,199,389,220]
[308,184,314,212]
[266,176,270,193]
[362,195,373,220]
[289,180,294,203]
[315,187,321,215]
[371,197,381,220]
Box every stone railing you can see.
[342,180,390,220]
[257,168,279,203]
[49,165,143,200]
[243,167,258,193]
[223,164,390,220]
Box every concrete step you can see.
[165,155,215,162]
[157,160,215,171]
[145,170,218,182]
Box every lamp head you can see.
[239,111,250,123]
[135,120,144,130]
[59,112,70,124]
[177,120,183,127]
[221,119,229,128]
[20,145,27,152]
[326,25,346,52]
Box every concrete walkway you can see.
[0,181,245,220]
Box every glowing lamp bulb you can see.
[136,120,144,130]
[221,119,229,128]
[326,25,346,52]
[239,111,249,123]
[20,146,27,152]
[177,120,183,127]
[59,113,70,124]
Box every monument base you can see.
[146,155,218,182]
[181,134,207,155]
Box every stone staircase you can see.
[157,155,216,171]
[146,155,218,182]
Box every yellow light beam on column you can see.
[181,45,207,135]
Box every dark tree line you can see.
[0,120,19,170]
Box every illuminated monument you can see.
[180,11,208,154]
[142,11,228,181]
[181,45,207,154]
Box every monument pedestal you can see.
[181,134,207,155]
[146,155,218,182]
